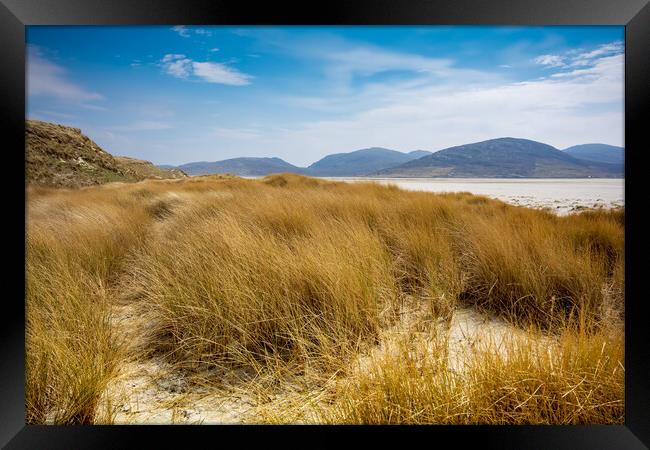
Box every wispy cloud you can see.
[27,45,104,105]
[192,62,252,85]
[172,26,190,38]
[534,54,566,68]
[172,26,214,38]
[229,29,497,94]
[570,41,623,67]
[533,41,623,70]
[233,43,624,165]
[324,46,453,77]
[160,54,252,85]
[111,121,174,131]
[194,29,213,37]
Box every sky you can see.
[26,26,624,167]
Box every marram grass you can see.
[26,174,624,424]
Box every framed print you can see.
[2,0,649,448]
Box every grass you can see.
[26,187,152,423]
[26,173,624,424]
[311,319,624,424]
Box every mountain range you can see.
[375,138,623,178]
[163,139,623,178]
[25,120,623,183]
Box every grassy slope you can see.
[26,174,624,424]
[26,120,186,188]
[114,156,187,180]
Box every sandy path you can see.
[353,301,554,375]
[100,294,545,424]
[101,288,260,424]
[100,199,259,424]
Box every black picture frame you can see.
[2,0,649,448]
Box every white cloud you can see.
[209,48,220,52]
[172,26,190,38]
[162,54,186,63]
[194,29,213,37]
[172,26,214,38]
[162,55,193,78]
[233,29,494,84]
[534,54,566,68]
[160,54,252,85]
[551,53,623,79]
[26,45,104,104]
[229,47,623,165]
[326,46,453,77]
[570,41,624,67]
[534,41,624,70]
[192,62,252,85]
[168,33,622,166]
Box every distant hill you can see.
[563,144,624,166]
[169,148,431,177]
[407,150,432,159]
[375,138,623,178]
[176,157,306,176]
[26,120,187,188]
[306,147,429,176]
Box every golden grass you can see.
[26,174,624,424]
[311,320,624,424]
[26,188,152,423]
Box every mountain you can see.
[407,150,433,159]
[563,144,624,166]
[26,120,187,188]
[306,147,429,176]
[176,157,306,176]
[374,138,623,178]
[170,148,431,177]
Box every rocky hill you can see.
[26,120,186,187]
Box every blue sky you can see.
[26,26,624,166]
